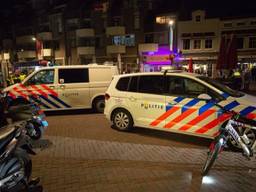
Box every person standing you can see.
[232,68,242,90]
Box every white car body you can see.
[104,72,256,139]
[5,64,118,112]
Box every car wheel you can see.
[93,98,105,113]
[112,109,133,131]
[228,127,256,151]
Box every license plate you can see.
[42,120,48,127]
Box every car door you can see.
[163,75,220,138]
[56,68,90,109]
[127,75,166,129]
[22,68,58,110]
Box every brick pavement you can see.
[32,135,256,192]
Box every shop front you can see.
[141,46,172,72]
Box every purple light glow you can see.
[145,61,171,65]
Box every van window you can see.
[116,77,130,91]
[138,75,164,94]
[26,69,54,85]
[59,68,89,83]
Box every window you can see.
[249,37,256,48]
[237,22,245,26]
[250,21,256,25]
[183,39,190,50]
[27,70,54,85]
[194,40,201,49]
[138,75,164,94]
[145,34,154,43]
[167,76,207,98]
[128,76,138,92]
[237,38,244,49]
[134,12,140,29]
[224,23,232,28]
[198,76,244,98]
[116,77,130,91]
[205,39,212,49]
[58,69,89,83]
[195,15,201,22]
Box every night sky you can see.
[0,0,256,19]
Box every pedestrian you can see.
[232,68,242,90]
[244,69,251,91]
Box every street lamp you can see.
[32,37,36,41]
[168,20,174,52]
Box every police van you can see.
[104,71,256,146]
[5,64,118,112]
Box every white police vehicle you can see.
[104,71,256,147]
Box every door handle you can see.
[168,101,178,105]
[129,96,137,101]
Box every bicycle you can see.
[202,101,256,176]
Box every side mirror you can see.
[197,93,212,101]
[59,79,65,84]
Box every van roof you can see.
[39,64,117,70]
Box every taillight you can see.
[105,93,110,100]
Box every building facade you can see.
[1,2,256,74]
[177,10,256,76]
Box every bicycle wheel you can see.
[202,139,223,176]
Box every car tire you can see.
[112,109,133,131]
[93,98,105,113]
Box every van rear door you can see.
[56,68,90,109]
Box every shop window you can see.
[194,39,201,49]
[249,37,256,48]
[183,39,190,50]
[58,69,89,83]
[237,38,244,49]
[205,39,212,49]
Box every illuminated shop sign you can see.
[112,34,135,46]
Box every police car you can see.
[104,71,256,147]
[4,64,118,113]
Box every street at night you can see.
[1,0,256,191]
[30,111,256,192]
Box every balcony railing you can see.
[16,35,35,45]
[106,45,126,54]
[106,26,125,36]
[77,47,95,55]
[37,32,53,41]
[76,29,95,37]
[17,51,36,59]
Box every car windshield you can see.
[198,76,245,98]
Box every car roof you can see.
[116,71,202,78]
[38,64,117,70]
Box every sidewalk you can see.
[32,136,256,192]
